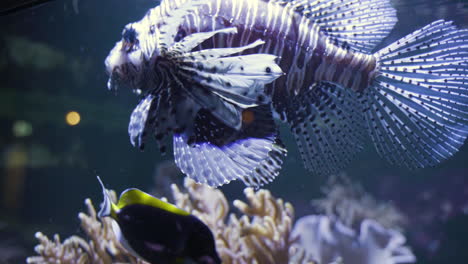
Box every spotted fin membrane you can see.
[281,0,395,174]
[283,2,467,173]
[128,94,155,150]
[129,90,201,153]
[364,20,468,168]
[173,106,286,188]
[287,83,365,175]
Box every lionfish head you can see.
[105,22,148,92]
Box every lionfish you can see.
[105,0,468,187]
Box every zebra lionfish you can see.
[105,0,468,187]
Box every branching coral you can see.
[27,175,416,264]
[293,176,415,264]
[292,215,415,264]
[27,191,146,264]
[28,178,310,264]
[171,178,309,264]
[312,175,405,231]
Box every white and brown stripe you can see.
[148,0,377,112]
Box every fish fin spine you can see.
[173,106,285,187]
[282,0,397,52]
[364,20,468,168]
[97,176,119,219]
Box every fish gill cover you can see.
[104,0,468,188]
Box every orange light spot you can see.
[242,110,255,124]
[66,111,81,126]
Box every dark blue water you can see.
[0,0,467,263]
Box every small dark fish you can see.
[105,0,468,188]
[97,177,221,264]
[0,0,54,16]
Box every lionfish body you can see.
[106,0,468,187]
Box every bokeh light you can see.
[65,111,81,126]
[12,120,33,137]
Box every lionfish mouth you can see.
[106,62,140,91]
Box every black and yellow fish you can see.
[105,0,468,187]
[97,177,221,264]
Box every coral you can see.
[312,175,405,231]
[26,190,146,264]
[292,215,415,264]
[171,178,309,264]
[27,175,416,264]
[293,176,415,264]
[28,175,416,264]
[28,179,309,264]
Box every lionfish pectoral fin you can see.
[279,0,397,52]
[173,134,286,188]
[131,83,206,154]
[128,94,157,149]
[286,82,365,175]
[240,137,287,189]
[164,26,282,130]
[181,51,282,108]
[173,106,286,188]
[365,20,468,168]
[188,87,243,131]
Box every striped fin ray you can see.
[282,0,397,52]
[171,27,239,54]
[239,138,286,188]
[170,28,282,109]
[127,0,284,167]
[173,134,285,187]
[161,26,282,129]
[128,94,156,150]
[365,20,468,168]
[129,89,201,153]
[97,176,114,218]
[156,0,206,53]
[287,83,365,175]
[185,83,243,130]
[179,52,281,107]
[173,106,286,188]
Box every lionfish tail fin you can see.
[364,20,468,168]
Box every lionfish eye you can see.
[123,27,137,43]
[122,27,138,52]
